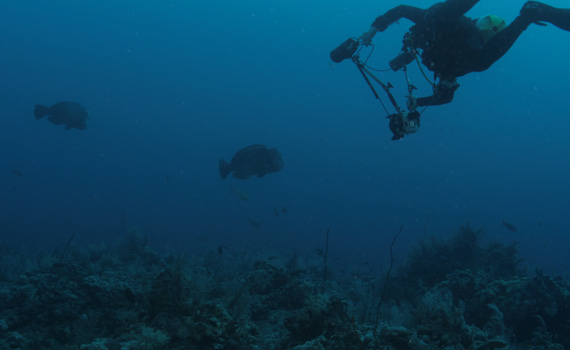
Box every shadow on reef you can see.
[0,224,568,349]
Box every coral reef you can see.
[0,224,568,349]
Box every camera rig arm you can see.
[330,38,425,140]
[353,57,401,115]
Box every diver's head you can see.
[476,15,506,44]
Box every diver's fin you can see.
[521,2,570,31]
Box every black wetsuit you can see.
[373,0,535,107]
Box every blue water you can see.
[1,0,569,274]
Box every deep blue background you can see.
[1,0,569,273]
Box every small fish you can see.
[274,208,279,216]
[34,101,89,130]
[501,220,518,232]
[231,188,249,202]
[281,206,288,214]
[10,170,24,177]
[219,144,284,180]
[247,218,260,229]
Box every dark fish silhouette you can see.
[34,101,89,130]
[247,218,260,228]
[231,188,249,202]
[10,170,24,177]
[219,144,283,180]
[501,220,518,232]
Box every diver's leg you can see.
[471,16,530,71]
[520,1,570,31]
[466,1,570,71]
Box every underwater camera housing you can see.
[330,38,359,63]
[388,110,420,140]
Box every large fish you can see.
[219,144,284,180]
[34,101,89,130]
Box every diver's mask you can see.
[388,110,420,140]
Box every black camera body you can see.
[330,38,359,63]
[389,50,415,71]
[388,110,420,140]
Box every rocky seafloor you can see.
[0,224,569,350]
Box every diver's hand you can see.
[359,27,378,45]
[406,95,417,111]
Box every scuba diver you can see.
[330,1,570,140]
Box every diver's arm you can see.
[361,5,425,44]
[373,5,426,31]
[428,0,480,22]
[416,81,458,107]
